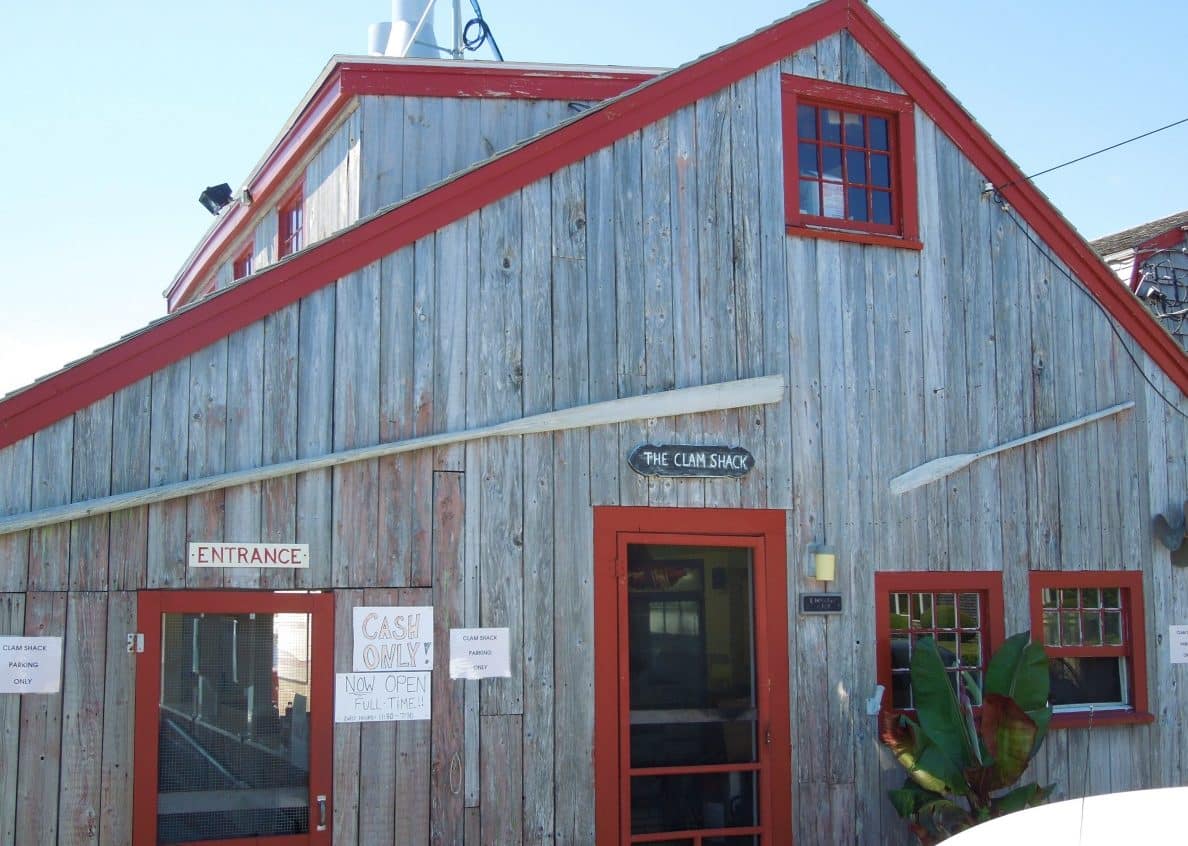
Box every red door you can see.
[595,508,792,845]
[134,591,334,846]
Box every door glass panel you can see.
[157,611,312,843]
[627,545,758,837]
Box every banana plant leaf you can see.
[984,631,1049,713]
[880,710,960,794]
[989,781,1055,816]
[910,637,977,779]
[979,693,1038,790]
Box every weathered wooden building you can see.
[2,1,1187,843]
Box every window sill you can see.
[1049,710,1154,729]
[785,223,923,251]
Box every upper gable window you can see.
[278,186,304,258]
[232,245,254,281]
[782,76,920,249]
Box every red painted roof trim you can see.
[165,62,657,310]
[4,0,1186,449]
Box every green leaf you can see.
[961,670,983,707]
[980,693,1038,790]
[880,709,961,794]
[990,782,1056,816]
[888,779,933,818]
[984,632,1050,711]
[911,637,976,774]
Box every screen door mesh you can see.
[157,612,312,843]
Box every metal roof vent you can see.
[369,0,440,59]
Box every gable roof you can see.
[2,0,1186,450]
[1091,209,1188,258]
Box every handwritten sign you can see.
[628,443,755,478]
[189,542,309,568]
[334,672,430,722]
[1170,626,1188,664]
[0,636,63,693]
[449,628,511,680]
[352,606,434,672]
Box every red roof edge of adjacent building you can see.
[164,60,660,311]
[2,0,1185,450]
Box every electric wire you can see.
[994,115,1188,192]
[992,194,1188,421]
[463,0,503,60]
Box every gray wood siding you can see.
[3,30,1188,845]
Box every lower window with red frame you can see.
[874,572,1005,712]
[1028,570,1153,727]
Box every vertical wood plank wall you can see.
[2,31,1188,845]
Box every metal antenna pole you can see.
[452,0,464,59]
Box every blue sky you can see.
[2,1,1184,395]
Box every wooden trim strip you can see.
[0,376,784,535]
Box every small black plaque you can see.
[801,593,842,615]
[628,443,755,478]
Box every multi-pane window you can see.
[795,104,894,227]
[875,572,1004,713]
[232,246,253,281]
[278,187,304,258]
[1029,571,1151,726]
[781,76,919,247]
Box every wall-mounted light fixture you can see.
[807,544,836,583]
[198,183,234,215]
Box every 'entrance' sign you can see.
[189,542,309,568]
[0,636,63,693]
[628,444,755,478]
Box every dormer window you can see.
[278,186,304,258]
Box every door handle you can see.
[316,794,327,831]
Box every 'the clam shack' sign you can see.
[189,542,309,568]
[628,443,755,478]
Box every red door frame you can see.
[133,590,335,846]
[593,506,792,845]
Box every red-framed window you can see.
[278,186,304,258]
[594,507,792,846]
[133,590,335,846]
[1028,571,1153,728]
[781,76,920,250]
[875,572,1004,712]
[232,246,254,281]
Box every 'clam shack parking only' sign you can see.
[1,636,63,694]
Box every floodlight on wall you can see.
[807,544,836,583]
[199,183,234,215]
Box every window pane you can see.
[158,612,312,843]
[799,180,820,216]
[958,594,981,629]
[872,190,892,225]
[870,154,891,188]
[846,150,867,184]
[891,670,912,709]
[1081,611,1102,645]
[913,593,934,629]
[1049,656,1126,706]
[1042,589,1058,609]
[797,104,817,139]
[1102,588,1121,608]
[844,112,864,145]
[1103,611,1123,645]
[937,633,959,667]
[822,181,844,218]
[847,187,869,222]
[822,109,842,142]
[631,720,756,768]
[1042,610,1059,646]
[959,632,981,669]
[868,117,889,150]
[889,594,909,630]
[891,635,910,670]
[1060,589,1079,609]
[1082,588,1100,609]
[630,771,757,834]
[822,146,842,180]
[798,143,820,177]
[936,594,956,628]
[1060,610,1080,645]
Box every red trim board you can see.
[3,0,1185,450]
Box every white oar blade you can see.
[890,453,976,495]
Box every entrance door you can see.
[134,591,334,846]
[595,508,791,846]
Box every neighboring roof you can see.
[165,57,660,310]
[2,0,1187,450]
[1091,209,1188,257]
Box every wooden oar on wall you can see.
[889,400,1136,495]
[0,375,785,537]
